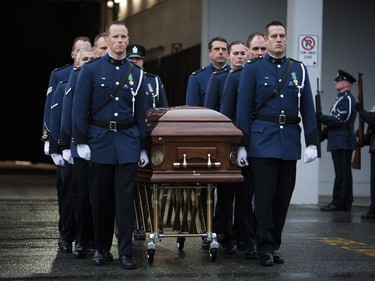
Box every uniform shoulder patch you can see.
[246,56,262,64]
[53,64,70,72]
[213,68,228,76]
[145,72,157,78]
[192,66,205,75]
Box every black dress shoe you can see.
[120,255,136,269]
[134,229,146,240]
[92,250,105,266]
[259,253,274,266]
[320,204,347,212]
[72,243,87,258]
[104,251,114,261]
[361,212,375,221]
[244,245,258,260]
[272,250,284,263]
[58,240,72,253]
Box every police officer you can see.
[318,70,357,212]
[220,36,266,259]
[60,47,97,258]
[204,41,244,255]
[236,20,318,266]
[72,21,148,269]
[126,44,168,109]
[185,37,229,249]
[356,103,375,221]
[42,36,91,252]
[185,36,229,106]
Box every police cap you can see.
[334,69,356,84]
[126,44,146,59]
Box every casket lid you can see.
[147,106,242,137]
[147,106,230,122]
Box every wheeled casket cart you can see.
[136,106,243,262]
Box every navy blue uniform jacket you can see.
[72,54,147,165]
[236,54,317,160]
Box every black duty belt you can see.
[90,119,134,132]
[254,114,301,124]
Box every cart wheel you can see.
[209,248,217,262]
[176,237,185,251]
[147,249,155,263]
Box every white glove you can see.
[62,149,74,164]
[51,153,65,166]
[303,145,318,163]
[44,141,50,155]
[77,144,91,161]
[237,146,249,167]
[138,149,149,168]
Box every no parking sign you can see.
[298,35,318,67]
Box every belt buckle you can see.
[109,121,117,132]
[279,114,286,124]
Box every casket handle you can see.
[173,153,221,169]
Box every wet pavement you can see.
[0,164,375,281]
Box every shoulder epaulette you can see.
[246,56,262,64]
[289,57,302,63]
[85,56,100,64]
[53,64,70,72]
[192,66,205,75]
[145,72,158,78]
[213,68,228,76]
[230,66,243,73]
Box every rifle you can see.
[352,73,364,169]
[315,78,323,157]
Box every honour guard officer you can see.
[203,41,241,255]
[236,20,318,266]
[220,34,267,259]
[221,33,267,120]
[185,36,229,249]
[49,80,76,253]
[356,103,375,221]
[72,21,149,269]
[126,44,168,109]
[41,36,91,251]
[318,70,357,212]
[60,48,97,258]
[185,36,229,106]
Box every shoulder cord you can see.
[151,76,159,109]
[254,60,294,114]
[297,62,306,111]
[330,94,352,123]
[131,69,144,116]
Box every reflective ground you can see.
[0,163,374,281]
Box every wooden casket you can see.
[137,106,243,184]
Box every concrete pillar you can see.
[287,0,323,204]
